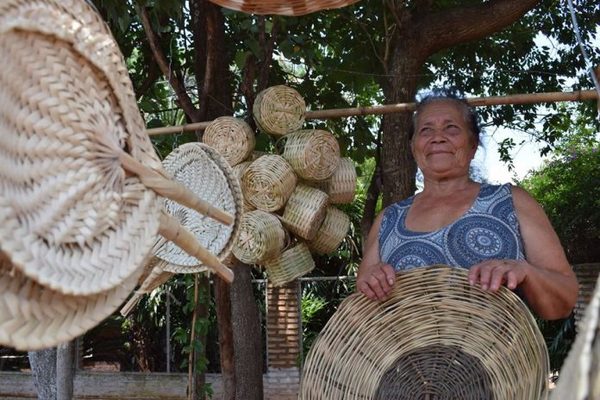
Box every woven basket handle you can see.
[119,151,234,225]
[158,213,234,283]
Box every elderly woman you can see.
[357,91,578,320]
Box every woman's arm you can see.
[356,210,396,301]
[468,186,578,320]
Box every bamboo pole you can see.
[145,89,599,136]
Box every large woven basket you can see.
[156,143,243,274]
[208,0,361,16]
[300,265,550,400]
[550,272,600,400]
[0,0,164,296]
[232,210,287,264]
[263,242,315,287]
[202,116,255,166]
[278,129,341,181]
[321,157,357,204]
[0,249,142,351]
[241,154,297,212]
[253,85,306,136]
[307,206,350,254]
[281,184,329,240]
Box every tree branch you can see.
[137,5,202,122]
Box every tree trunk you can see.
[214,278,235,400]
[56,341,75,400]
[193,275,210,400]
[28,348,57,400]
[231,261,264,400]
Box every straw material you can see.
[0,249,142,351]
[300,265,549,400]
[307,206,350,254]
[232,210,287,264]
[279,129,341,181]
[156,143,243,273]
[202,116,256,166]
[241,154,297,212]
[322,157,357,204]
[232,161,255,213]
[263,242,315,287]
[550,272,600,400]
[0,0,163,296]
[208,0,361,16]
[281,185,328,240]
[253,85,306,136]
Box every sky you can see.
[474,128,548,184]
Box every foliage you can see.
[520,116,600,263]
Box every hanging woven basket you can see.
[281,184,329,240]
[307,206,350,254]
[208,0,361,16]
[300,265,550,400]
[322,157,357,204]
[232,161,256,213]
[156,143,243,274]
[241,154,297,212]
[253,85,306,136]
[232,210,287,264]
[263,242,315,287]
[278,129,341,181]
[202,116,256,166]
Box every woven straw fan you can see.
[0,0,233,297]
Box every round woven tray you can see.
[156,143,243,273]
[208,0,361,16]
[0,249,142,351]
[279,129,341,181]
[263,242,315,287]
[232,210,287,264]
[241,154,297,212]
[307,206,350,254]
[0,0,163,296]
[300,265,549,400]
[253,85,305,136]
[281,184,329,240]
[202,116,255,166]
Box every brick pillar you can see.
[266,280,301,369]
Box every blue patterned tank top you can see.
[379,183,525,271]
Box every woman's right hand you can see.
[356,261,396,301]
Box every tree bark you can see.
[214,278,235,400]
[231,261,264,400]
[56,341,75,400]
[29,348,57,400]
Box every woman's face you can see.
[411,100,478,180]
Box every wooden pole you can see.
[145,89,599,136]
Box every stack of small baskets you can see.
[203,85,357,286]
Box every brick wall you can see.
[266,280,301,369]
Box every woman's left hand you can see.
[468,259,528,292]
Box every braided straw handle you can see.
[158,213,234,283]
[119,151,234,226]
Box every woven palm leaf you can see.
[300,265,549,400]
[232,210,287,264]
[281,184,328,240]
[241,154,297,212]
[307,206,350,254]
[263,242,315,287]
[278,129,341,181]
